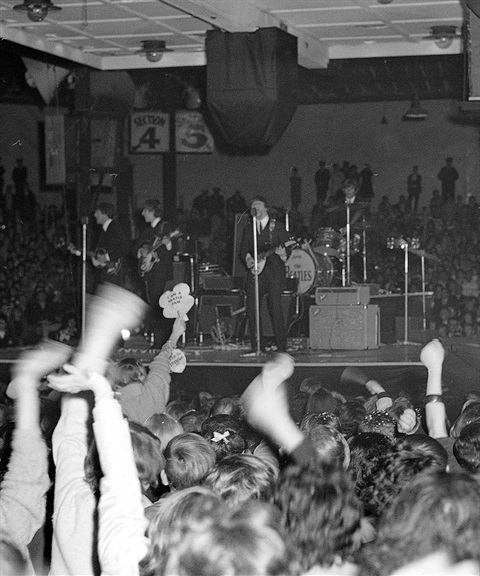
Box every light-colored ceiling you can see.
[0,0,467,70]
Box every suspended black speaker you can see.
[206,27,298,152]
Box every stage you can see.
[2,336,478,423]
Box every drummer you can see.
[328,179,368,281]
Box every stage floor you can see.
[1,337,478,422]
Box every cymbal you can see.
[326,202,370,212]
[408,248,440,262]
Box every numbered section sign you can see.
[175,111,214,153]
[130,112,170,154]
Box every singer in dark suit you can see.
[239,196,291,352]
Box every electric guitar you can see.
[67,244,123,276]
[137,229,181,277]
[245,239,297,275]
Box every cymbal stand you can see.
[252,215,262,355]
[398,240,420,346]
[419,252,427,330]
[80,216,88,348]
[362,215,368,283]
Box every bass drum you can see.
[285,248,339,294]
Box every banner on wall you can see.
[130,112,170,153]
[44,114,66,185]
[91,118,118,168]
[175,111,214,153]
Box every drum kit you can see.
[285,223,369,295]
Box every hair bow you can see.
[212,430,230,444]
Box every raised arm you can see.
[420,339,448,439]
[118,317,186,424]
[1,341,71,564]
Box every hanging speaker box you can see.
[206,27,298,150]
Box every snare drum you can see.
[314,227,341,256]
[285,248,338,293]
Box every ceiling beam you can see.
[158,0,330,67]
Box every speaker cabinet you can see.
[197,292,245,335]
[309,305,380,350]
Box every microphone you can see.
[250,207,258,217]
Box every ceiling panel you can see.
[0,0,469,70]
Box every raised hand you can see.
[420,339,445,371]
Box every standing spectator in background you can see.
[11,157,27,196]
[359,163,375,203]
[329,163,345,201]
[289,166,302,211]
[209,187,225,217]
[0,156,5,198]
[437,157,459,204]
[226,190,248,217]
[314,160,330,205]
[407,165,422,213]
[15,184,37,226]
[429,189,444,219]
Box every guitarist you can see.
[239,196,292,352]
[133,198,174,348]
[93,202,129,286]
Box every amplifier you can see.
[309,305,380,350]
[200,275,235,291]
[315,285,372,306]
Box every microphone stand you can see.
[345,201,351,286]
[362,215,368,283]
[251,213,262,355]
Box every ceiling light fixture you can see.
[429,25,458,49]
[13,0,61,22]
[377,0,393,4]
[402,96,427,121]
[137,40,172,63]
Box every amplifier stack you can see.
[309,286,380,350]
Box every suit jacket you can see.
[239,217,291,275]
[96,220,129,264]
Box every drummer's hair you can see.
[252,195,269,207]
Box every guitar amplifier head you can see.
[315,286,371,306]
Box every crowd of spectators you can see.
[1,287,480,575]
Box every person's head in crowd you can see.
[165,399,192,422]
[198,391,220,415]
[111,358,147,389]
[85,421,165,494]
[201,414,247,461]
[305,388,339,415]
[300,412,342,433]
[450,399,480,438]
[299,377,327,397]
[358,410,397,441]
[143,412,184,450]
[357,471,480,576]
[209,396,242,420]
[308,424,350,469]
[335,400,367,439]
[157,500,294,576]
[400,434,448,471]
[453,421,480,474]
[143,486,224,575]
[178,409,206,434]
[273,461,363,572]
[287,391,309,424]
[162,433,215,491]
[348,432,394,518]
[203,453,275,508]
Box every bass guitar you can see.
[137,229,180,277]
[67,244,122,276]
[245,239,297,275]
